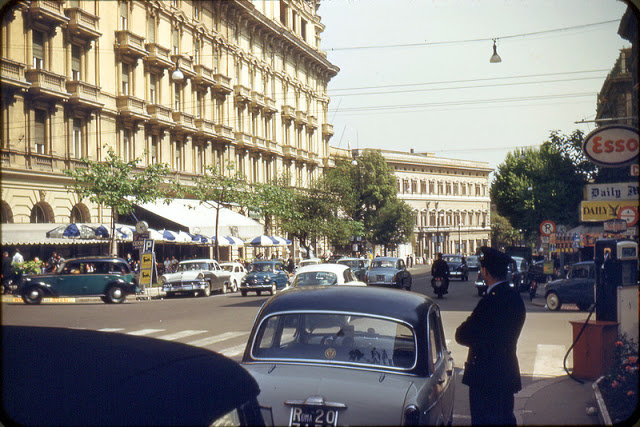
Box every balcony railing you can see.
[213,73,232,95]
[322,123,334,138]
[264,96,277,115]
[252,136,267,151]
[295,110,308,126]
[172,111,197,134]
[215,124,234,142]
[234,131,252,147]
[147,103,174,128]
[1,58,30,90]
[65,7,101,40]
[66,80,103,110]
[116,95,149,121]
[144,43,173,70]
[234,85,251,105]
[281,105,296,121]
[193,64,215,89]
[282,145,296,158]
[25,68,70,101]
[29,0,69,27]
[307,115,318,130]
[250,91,266,110]
[115,30,147,60]
[195,117,216,138]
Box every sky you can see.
[317,0,632,173]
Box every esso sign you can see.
[583,125,639,167]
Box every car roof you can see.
[251,260,279,264]
[259,286,434,326]
[294,264,349,275]
[337,257,367,262]
[372,256,400,261]
[179,259,217,263]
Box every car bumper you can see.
[240,283,273,291]
[163,280,207,293]
[450,271,465,278]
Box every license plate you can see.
[376,275,385,281]
[289,405,339,427]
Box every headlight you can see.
[160,277,166,285]
[197,272,204,280]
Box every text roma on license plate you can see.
[289,405,338,427]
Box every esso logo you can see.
[583,125,639,167]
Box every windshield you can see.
[338,260,359,268]
[292,271,338,287]
[372,260,395,269]
[178,262,209,272]
[250,263,273,273]
[252,312,416,370]
[443,256,462,263]
[220,265,234,272]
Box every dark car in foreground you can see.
[242,286,455,426]
[3,325,264,426]
[364,256,412,290]
[14,256,139,304]
[240,260,289,296]
[443,254,469,281]
[544,261,595,311]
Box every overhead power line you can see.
[325,20,620,51]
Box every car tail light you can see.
[404,405,420,425]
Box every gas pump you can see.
[594,239,639,322]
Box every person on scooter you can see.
[431,253,450,295]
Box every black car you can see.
[523,260,557,290]
[544,261,595,311]
[442,255,468,281]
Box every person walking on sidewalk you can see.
[455,246,526,425]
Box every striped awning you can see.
[1,223,109,245]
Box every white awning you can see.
[1,223,109,245]
[135,199,263,239]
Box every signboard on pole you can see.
[139,252,154,288]
[585,182,639,201]
[580,200,640,222]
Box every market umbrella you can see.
[212,236,244,247]
[271,236,292,246]
[116,226,135,241]
[160,229,177,241]
[92,225,110,238]
[147,229,165,241]
[175,230,195,243]
[46,224,97,239]
[245,235,279,246]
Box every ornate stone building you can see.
[372,149,492,262]
[1,0,338,228]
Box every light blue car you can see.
[240,260,289,296]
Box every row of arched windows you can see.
[0,201,91,224]
[399,178,488,197]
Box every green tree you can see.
[490,211,525,250]
[185,161,249,260]
[492,142,586,241]
[64,147,172,255]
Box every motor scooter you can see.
[431,275,449,298]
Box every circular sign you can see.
[618,206,638,227]
[540,220,556,236]
[582,125,639,167]
[135,221,149,233]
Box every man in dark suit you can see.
[455,246,526,425]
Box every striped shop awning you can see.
[1,223,109,245]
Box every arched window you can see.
[30,204,47,223]
[1,201,13,223]
[70,204,90,223]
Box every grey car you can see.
[161,259,231,297]
[242,286,455,426]
[364,256,412,290]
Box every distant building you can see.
[596,47,637,127]
[358,149,492,262]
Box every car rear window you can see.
[292,272,338,287]
[251,312,416,370]
[372,260,395,268]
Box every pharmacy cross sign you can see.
[540,220,556,236]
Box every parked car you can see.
[544,261,595,311]
[465,255,481,271]
[510,256,529,291]
[474,258,520,296]
[219,262,247,292]
[288,264,366,288]
[161,259,231,298]
[14,256,139,304]
[297,258,322,270]
[240,260,289,296]
[336,257,371,281]
[365,256,412,290]
[241,286,455,426]
[443,254,469,281]
[523,260,556,289]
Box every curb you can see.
[2,289,165,304]
[592,376,612,426]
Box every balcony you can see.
[65,7,101,41]
[281,105,295,122]
[146,103,174,128]
[214,124,234,142]
[264,96,277,115]
[25,68,69,101]
[195,117,216,139]
[193,64,215,90]
[252,136,267,151]
[250,91,265,111]
[115,30,147,61]
[307,115,318,130]
[234,131,252,148]
[212,73,232,95]
[116,95,150,121]
[29,0,69,27]
[171,111,197,134]
[144,43,173,70]
[66,80,103,110]
[170,54,195,79]
[1,58,30,91]
[308,152,320,165]
[282,145,296,159]
[295,110,308,126]
[322,123,334,138]
[233,85,251,105]
[297,148,309,159]
[323,157,336,168]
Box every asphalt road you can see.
[2,267,595,425]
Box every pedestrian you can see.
[12,248,23,265]
[2,251,13,294]
[286,256,295,274]
[455,246,526,425]
[164,257,171,273]
[47,252,59,272]
[170,256,178,272]
[126,253,135,270]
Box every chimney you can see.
[410,148,414,153]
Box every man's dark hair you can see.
[480,257,508,280]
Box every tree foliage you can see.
[490,210,524,250]
[64,147,172,254]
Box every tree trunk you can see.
[110,210,117,256]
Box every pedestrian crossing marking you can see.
[98,328,125,332]
[126,328,166,336]
[220,343,247,357]
[157,330,208,341]
[531,344,568,378]
[187,331,248,348]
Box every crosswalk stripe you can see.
[156,330,208,341]
[126,328,166,336]
[97,328,125,332]
[532,344,568,378]
[187,331,248,348]
[220,343,247,357]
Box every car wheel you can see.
[220,282,227,295]
[202,282,211,297]
[241,290,247,297]
[546,292,561,311]
[256,291,262,296]
[22,286,43,305]
[106,285,126,304]
[270,282,277,296]
[232,280,238,292]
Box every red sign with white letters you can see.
[582,125,639,167]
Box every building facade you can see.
[596,47,637,127]
[375,149,492,262]
[1,0,338,227]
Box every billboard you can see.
[580,200,640,222]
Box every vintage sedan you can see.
[288,264,366,288]
[336,257,371,281]
[242,286,455,426]
[240,260,289,296]
[161,259,231,298]
[465,255,481,271]
[544,261,595,311]
[14,256,139,304]
[219,262,247,292]
[443,254,469,281]
[364,256,412,290]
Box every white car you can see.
[288,263,367,288]
[219,262,246,293]
[161,259,231,297]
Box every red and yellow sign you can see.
[580,200,640,222]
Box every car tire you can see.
[202,282,211,297]
[270,282,277,295]
[546,292,561,311]
[241,290,247,297]
[22,286,43,305]
[232,280,238,292]
[220,282,227,295]
[105,285,126,304]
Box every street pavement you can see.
[2,264,602,425]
